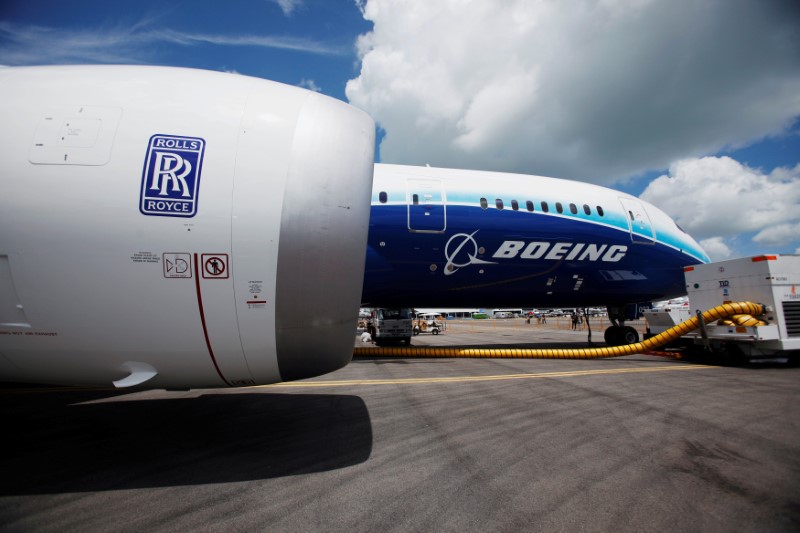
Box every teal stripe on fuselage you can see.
[369,196,707,265]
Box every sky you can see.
[2,0,799,261]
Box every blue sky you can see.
[2,0,799,260]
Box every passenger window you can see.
[526,200,534,212]
[480,197,488,209]
[583,204,591,215]
[496,199,504,210]
[597,206,604,216]
[569,203,578,214]
[556,202,563,214]
[379,191,387,203]
[412,194,419,205]
[511,200,519,211]
[541,201,549,213]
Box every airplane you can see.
[0,65,708,390]
[362,163,709,345]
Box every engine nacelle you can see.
[0,66,375,389]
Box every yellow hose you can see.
[719,314,767,327]
[353,301,766,359]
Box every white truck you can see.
[364,308,413,345]
[644,254,800,362]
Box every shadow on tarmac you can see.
[0,387,372,495]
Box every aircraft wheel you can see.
[621,326,640,345]
[604,326,621,346]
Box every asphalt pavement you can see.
[1,319,798,531]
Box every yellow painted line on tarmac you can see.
[261,364,718,388]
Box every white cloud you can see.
[753,222,800,246]
[640,156,800,254]
[346,0,800,184]
[298,78,322,92]
[272,0,304,16]
[698,237,732,262]
[155,29,342,55]
[0,20,344,66]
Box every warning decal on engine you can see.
[163,253,192,278]
[140,134,205,218]
[201,254,229,279]
[247,280,267,309]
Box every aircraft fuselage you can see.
[362,164,709,308]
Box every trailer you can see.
[644,255,800,362]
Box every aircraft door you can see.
[407,178,446,233]
[618,197,655,244]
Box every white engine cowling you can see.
[0,65,375,389]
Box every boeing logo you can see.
[140,134,205,218]
[493,241,627,262]
[444,231,496,276]
[443,231,628,275]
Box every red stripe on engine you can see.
[194,253,231,386]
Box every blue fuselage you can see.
[361,164,708,308]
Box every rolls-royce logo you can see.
[140,134,205,218]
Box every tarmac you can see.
[1,318,799,531]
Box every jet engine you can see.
[0,66,375,389]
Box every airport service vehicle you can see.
[1,65,709,389]
[644,255,800,361]
[492,308,523,318]
[364,308,413,345]
[413,313,446,335]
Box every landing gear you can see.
[603,304,641,346]
[603,325,640,346]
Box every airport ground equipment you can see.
[354,301,765,359]
[644,255,799,362]
[413,313,446,335]
[364,308,413,345]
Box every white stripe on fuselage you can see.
[370,163,709,264]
